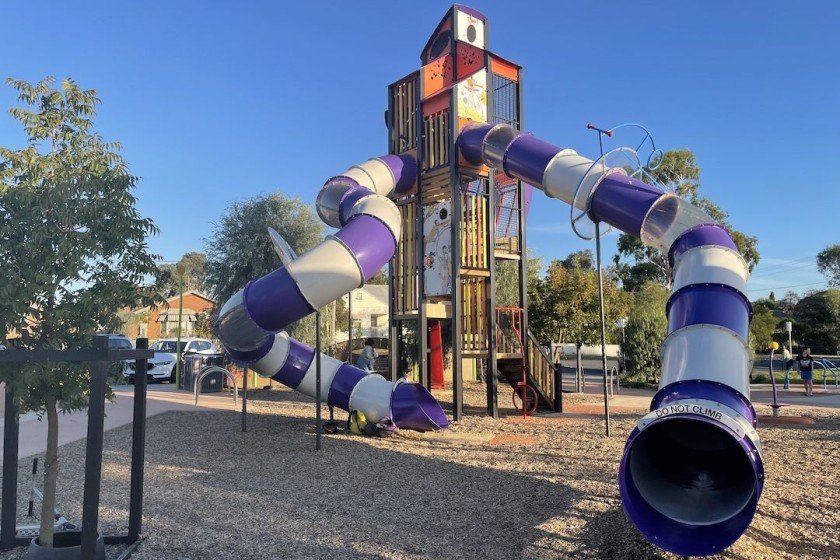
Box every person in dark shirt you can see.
[796,347,815,396]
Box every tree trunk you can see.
[39,397,59,547]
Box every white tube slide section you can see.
[660,325,753,396]
[541,150,614,209]
[297,355,345,400]
[671,246,749,293]
[286,238,364,309]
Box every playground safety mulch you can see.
[0,383,837,560]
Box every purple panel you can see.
[245,267,314,332]
[590,174,665,237]
[271,337,315,389]
[668,223,738,266]
[224,334,273,364]
[338,185,372,226]
[326,363,368,411]
[333,214,397,280]
[619,422,762,556]
[523,184,534,219]
[666,284,752,340]
[454,4,487,21]
[457,122,493,165]
[652,379,756,426]
[503,134,562,187]
[379,154,418,194]
[391,382,449,431]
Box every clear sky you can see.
[1,1,837,299]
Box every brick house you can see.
[123,291,216,340]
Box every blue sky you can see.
[1,1,837,299]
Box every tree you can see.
[620,282,668,383]
[792,290,840,354]
[817,244,840,287]
[613,149,760,290]
[204,192,324,345]
[749,307,778,353]
[0,77,159,547]
[560,249,593,270]
[158,252,207,296]
[529,257,628,348]
[495,251,542,307]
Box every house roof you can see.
[130,290,216,314]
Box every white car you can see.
[143,338,219,383]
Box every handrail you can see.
[813,360,839,391]
[194,366,238,407]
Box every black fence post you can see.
[1,379,19,549]
[553,363,563,413]
[81,336,108,557]
[128,338,148,542]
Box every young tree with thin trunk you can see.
[0,77,160,547]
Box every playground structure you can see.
[215,5,763,557]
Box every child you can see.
[796,347,815,396]
[355,338,377,374]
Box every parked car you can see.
[126,338,219,384]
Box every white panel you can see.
[660,324,752,397]
[251,332,291,378]
[358,159,396,196]
[342,167,374,189]
[672,246,749,294]
[286,238,363,308]
[344,194,401,241]
[456,9,485,49]
[541,150,611,208]
[348,374,394,422]
[296,353,344,400]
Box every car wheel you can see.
[169,365,177,384]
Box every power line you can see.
[746,281,828,293]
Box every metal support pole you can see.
[553,363,563,413]
[595,223,611,437]
[315,311,322,451]
[347,292,353,364]
[128,338,148,543]
[175,271,184,389]
[1,378,19,549]
[81,335,109,558]
[241,365,248,433]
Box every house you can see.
[337,284,389,340]
[122,291,216,340]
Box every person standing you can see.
[782,344,793,389]
[796,347,815,396]
[356,338,377,374]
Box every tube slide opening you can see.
[628,417,755,525]
[391,382,449,431]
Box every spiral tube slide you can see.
[459,122,762,556]
[214,155,448,432]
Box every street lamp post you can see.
[784,321,793,389]
[175,264,185,389]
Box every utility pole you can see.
[175,263,185,389]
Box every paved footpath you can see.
[0,384,241,464]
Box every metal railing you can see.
[814,360,839,391]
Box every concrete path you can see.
[0,384,241,463]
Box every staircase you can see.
[495,308,556,411]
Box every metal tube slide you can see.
[458,122,762,555]
[214,154,447,431]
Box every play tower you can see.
[384,5,554,419]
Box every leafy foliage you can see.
[792,290,840,354]
[619,282,668,382]
[529,256,628,347]
[0,76,160,546]
[157,252,207,296]
[496,251,542,308]
[749,307,779,353]
[613,149,760,290]
[817,244,840,287]
[204,192,324,345]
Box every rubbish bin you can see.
[194,366,223,393]
[180,354,226,391]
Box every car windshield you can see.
[152,341,185,353]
